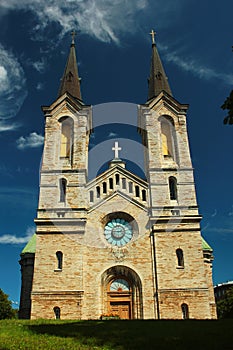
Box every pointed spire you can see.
[58,31,82,101]
[147,30,172,100]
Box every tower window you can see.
[115,174,120,185]
[56,251,63,270]
[96,186,100,198]
[181,303,189,319]
[103,182,107,194]
[90,191,94,202]
[60,118,73,158]
[161,121,173,158]
[176,248,184,268]
[135,186,140,197]
[129,182,133,193]
[122,178,126,189]
[109,178,113,190]
[59,178,67,202]
[169,176,177,200]
[53,306,61,319]
[142,189,147,201]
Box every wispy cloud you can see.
[0,44,27,121]
[162,46,233,86]
[0,0,148,43]
[0,119,20,132]
[108,132,118,138]
[16,132,44,150]
[31,57,47,73]
[0,226,34,245]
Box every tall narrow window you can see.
[54,306,61,319]
[129,182,133,193]
[176,248,184,268]
[115,174,120,185]
[103,182,107,194]
[60,118,73,158]
[142,189,147,201]
[96,186,100,198]
[56,251,63,270]
[169,176,177,200]
[135,186,140,197]
[161,121,173,158]
[181,303,189,319]
[59,178,67,202]
[122,178,126,189]
[90,191,94,202]
[109,178,113,190]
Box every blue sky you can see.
[0,0,232,307]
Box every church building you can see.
[19,32,217,320]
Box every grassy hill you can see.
[0,319,233,350]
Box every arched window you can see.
[142,189,147,201]
[96,186,100,198]
[56,251,63,270]
[135,186,140,197]
[181,303,189,319]
[103,182,107,194]
[176,248,184,268]
[109,178,113,190]
[169,176,177,200]
[53,306,61,319]
[60,118,73,158]
[59,178,67,202]
[90,191,94,202]
[161,120,173,158]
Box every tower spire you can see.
[147,30,172,101]
[58,31,82,101]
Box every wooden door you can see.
[110,301,131,319]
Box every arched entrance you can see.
[102,265,143,319]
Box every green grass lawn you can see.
[0,319,233,350]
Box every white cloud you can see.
[0,226,34,245]
[36,82,44,90]
[16,132,44,150]
[108,132,118,138]
[0,0,149,43]
[0,44,27,121]
[32,58,47,73]
[162,47,233,86]
[0,120,20,132]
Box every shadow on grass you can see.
[27,319,233,350]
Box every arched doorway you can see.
[102,265,143,319]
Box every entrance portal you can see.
[102,265,143,319]
[108,279,132,319]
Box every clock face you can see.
[104,218,133,246]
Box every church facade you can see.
[19,34,217,320]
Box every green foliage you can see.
[221,90,233,125]
[0,288,16,319]
[217,287,233,319]
[1,319,233,350]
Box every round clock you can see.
[104,218,133,246]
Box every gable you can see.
[87,164,148,211]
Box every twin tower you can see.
[19,34,216,320]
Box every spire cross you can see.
[71,30,76,44]
[112,141,122,159]
[150,30,156,44]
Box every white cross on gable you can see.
[112,141,122,159]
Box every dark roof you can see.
[147,43,172,100]
[58,39,82,101]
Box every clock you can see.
[104,218,133,246]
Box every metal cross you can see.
[112,141,122,159]
[150,30,156,44]
[71,30,76,44]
